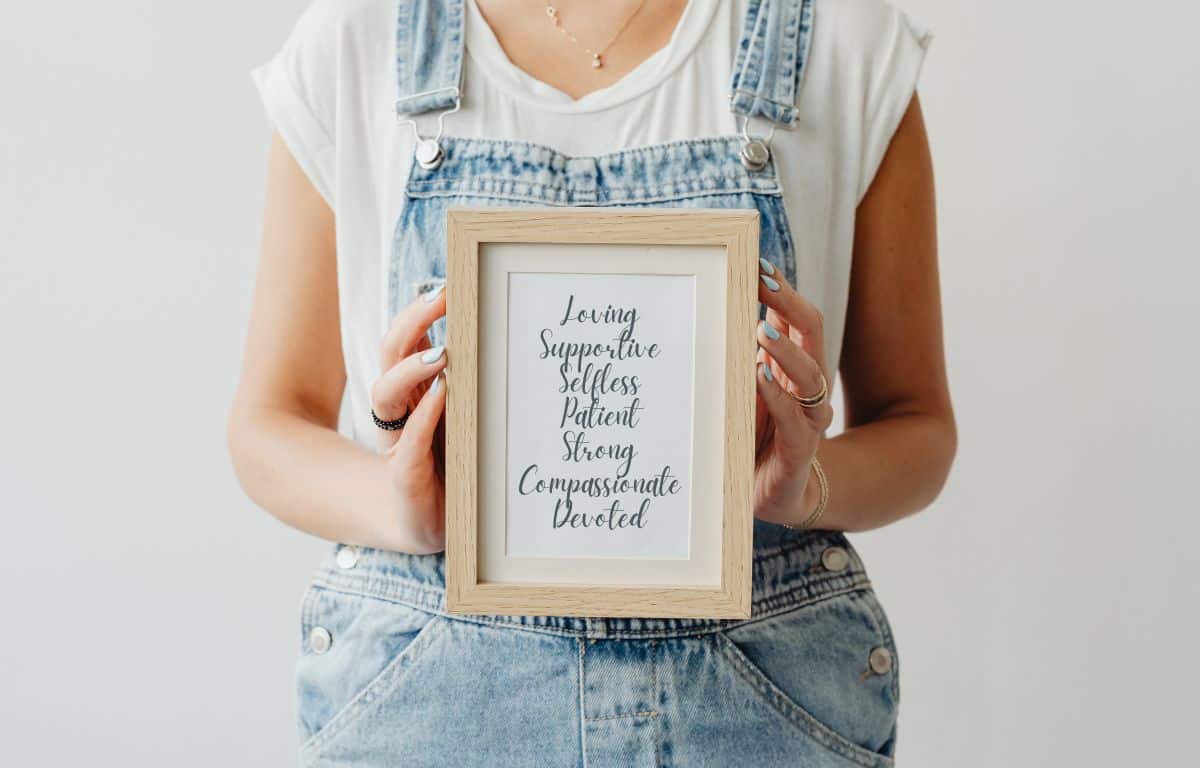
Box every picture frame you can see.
[444,208,759,619]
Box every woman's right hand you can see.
[370,285,449,553]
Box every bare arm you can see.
[820,93,956,531]
[226,134,447,553]
[752,93,955,533]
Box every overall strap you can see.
[394,0,466,117]
[729,0,816,129]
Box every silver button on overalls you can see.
[740,138,770,171]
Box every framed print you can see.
[444,208,759,619]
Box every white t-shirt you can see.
[252,0,931,448]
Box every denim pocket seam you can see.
[299,614,446,759]
[313,576,871,640]
[310,573,445,615]
[298,585,320,641]
[853,591,901,703]
[713,631,894,768]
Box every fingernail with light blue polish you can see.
[422,284,445,303]
[430,374,442,394]
[759,258,776,275]
[761,320,780,340]
[760,274,781,291]
[760,362,774,382]
[421,345,445,364]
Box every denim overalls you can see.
[296,1,901,765]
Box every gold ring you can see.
[791,372,828,408]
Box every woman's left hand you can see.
[752,263,835,526]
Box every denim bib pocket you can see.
[714,589,900,767]
[296,585,446,756]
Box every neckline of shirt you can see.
[463,0,720,115]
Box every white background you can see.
[1,1,1196,765]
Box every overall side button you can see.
[415,138,444,170]
[740,139,770,171]
[335,545,359,570]
[820,546,849,573]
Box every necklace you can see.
[544,2,649,69]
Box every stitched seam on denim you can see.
[795,0,816,103]
[406,173,777,191]
[730,95,799,125]
[297,587,323,743]
[585,710,659,721]
[308,535,865,635]
[404,188,782,206]
[394,0,418,109]
[735,577,872,623]
[453,580,869,639]
[315,535,849,593]
[306,580,579,638]
[307,575,872,640]
[770,0,803,109]
[405,181,781,197]
[728,0,814,128]
[732,0,768,100]
[729,88,803,110]
[578,639,588,768]
[855,591,900,702]
[748,532,845,559]
[404,187,784,207]
[310,574,445,614]
[310,538,866,635]
[414,610,600,638]
[398,85,457,98]
[300,617,446,757]
[715,632,892,768]
[449,0,465,93]
[855,591,894,652]
[395,89,458,115]
[765,190,799,284]
[299,585,317,639]
[433,134,756,160]
[405,175,781,195]
[395,0,464,116]
[729,0,762,97]
[721,581,874,635]
[652,638,662,765]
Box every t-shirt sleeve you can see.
[848,1,933,203]
[251,1,341,207]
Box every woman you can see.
[228,0,955,764]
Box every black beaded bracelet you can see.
[371,408,409,431]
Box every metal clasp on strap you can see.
[397,88,461,171]
[737,113,776,172]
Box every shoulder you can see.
[277,0,396,62]
[804,0,931,102]
[800,1,932,200]
[254,0,399,196]
[266,0,398,101]
[291,0,395,34]
[810,0,930,67]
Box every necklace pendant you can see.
[592,53,603,69]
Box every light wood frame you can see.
[444,208,759,618]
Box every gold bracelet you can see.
[785,455,829,530]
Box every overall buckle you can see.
[397,89,462,171]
